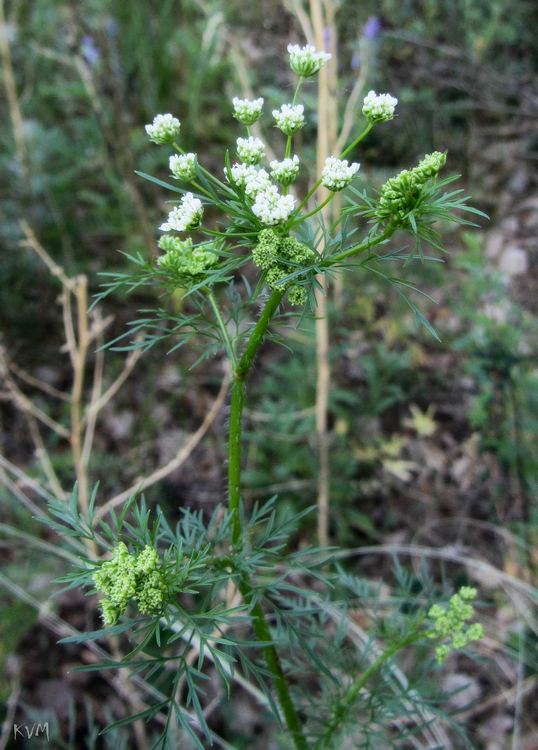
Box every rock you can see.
[498,244,528,276]
[442,672,481,710]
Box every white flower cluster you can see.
[232,97,264,125]
[362,90,398,123]
[321,157,360,192]
[244,168,272,198]
[287,43,331,77]
[228,163,271,196]
[272,104,305,136]
[270,156,300,186]
[251,185,296,226]
[228,162,257,188]
[159,192,203,232]
[145,113,181,144]
[236,136,265,165]
[169,153,197,181]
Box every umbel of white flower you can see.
[244,168,272,198]
[272,104,305,136]
[270,156,300,186]
[236,136,265,165]
[169,153,197,181]
[251,185,295,226]
[228,164,271,197]
[232,97,264,125]
[145,113,181,144]
[362,90,398,123]
[228,163,257,188]
[160,192,203,232]
[287,43,331,77]
[321,157,360,192]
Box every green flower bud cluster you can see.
[157,236,218,281]
[426,586,484,664]
[252,229,315,306]
[93,542,170,625]
[376,151,447,225]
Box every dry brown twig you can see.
[0,223,142,529]
[94,370,230,522]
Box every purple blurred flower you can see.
[351,52,360,70]
[81,35,100,66]
[363,16,382,40]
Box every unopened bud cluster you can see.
[93,542,171,625]
[252,229,315,305]
[376,151,447,224]
[157,236,218,279]
[426,586,484,664]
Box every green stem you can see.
[339,122,373,159]
[243,591,309,750]
[227,287,307,750]
[292,77,304,105]
[316,633,418,749]
[282,78,304,191]
[191,179,214,200]
[326,224,395,266]
[207,289,237,368]
[228,288,285,543]
[289,194,335,227]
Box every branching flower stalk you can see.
[44,41,487,750]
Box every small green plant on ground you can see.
[45,42,486,749]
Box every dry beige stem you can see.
[0,0,28,179]
[10,223,142,531]
[308,0,338,548]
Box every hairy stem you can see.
[226,286,308,750]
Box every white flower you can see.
[244,168,272,198]
[159,192,203,232]
[287,43,331,77]
[362,90,398,123]
[270,155,300,186]
[236,136,265,165]
[251,185,296,225]
[169,153,197,181]
[272,104,305,136]
[227,162,258,188]
[232,97,264,125]
[145,113,181,144]
[321,157,360,191]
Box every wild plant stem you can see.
[228,287,285,544]
[206,289,237,368]
[316,632,418,749]
[339,122,373,159]
[226,286,308,750]
[326,224,395,265]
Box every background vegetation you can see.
[1,0,537,747]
